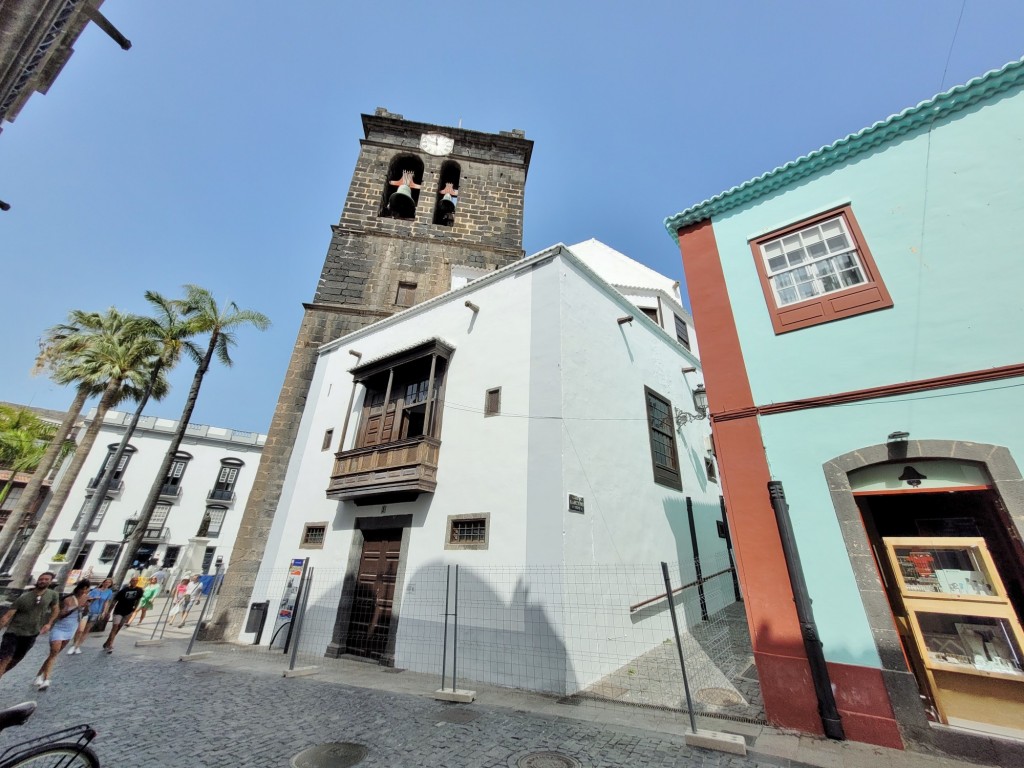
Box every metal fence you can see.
[189,555,763,725]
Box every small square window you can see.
[484,387,501,417]
[751,205,892,334]
[640,307,659,324]
[321,428,334,451]
[395,281,417,307]
[705,457,718,483]
[301,523,327,549]
[445,514,490,550]
[98,543,120,563]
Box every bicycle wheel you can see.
[0,742,100,767]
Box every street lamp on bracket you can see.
[675,384,709,427]
[107,515,140,579]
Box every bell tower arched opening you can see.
[432,160,460,226]
[380,154,424,219]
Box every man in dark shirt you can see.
[102,577,143,654]
[0,571,59,680]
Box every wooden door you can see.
[346,528,402,659]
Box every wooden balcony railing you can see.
[326,436,441,503]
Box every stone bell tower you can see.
[217,109,533,633]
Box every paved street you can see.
[0,623,772,768]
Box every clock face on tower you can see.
[419,133,454,156]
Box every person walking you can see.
[0,572,60,682]
[68,578,114,655]
[126,577,160,626]
[152,564,168,593]
[33,579,90,690]
[176,574,204,628]
[101,577,143,654]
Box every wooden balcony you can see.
[326,436,441,504]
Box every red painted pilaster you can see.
[676,221,822,735]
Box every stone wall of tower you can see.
[213,113,532,638]
[314,113,531,310]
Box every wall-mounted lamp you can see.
[348,350,362,359]
[898,465,927,487]
[675,384,709,426]
[465,300,480,313]
[886,430,909,459]
[617,315,634,325]
[681,366,696,374]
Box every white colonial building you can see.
[243,241,735,695]
[39,410,265,582]
[569,238,698,360]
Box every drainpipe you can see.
[767,480,845,741]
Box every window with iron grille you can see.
[445,514,490,550]
[484,387,501,417]
[98,543,120,563]
[644,387,682,490]
[301,523,327,548]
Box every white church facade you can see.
[243,242,733,695]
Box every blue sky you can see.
[2,1,1022,432]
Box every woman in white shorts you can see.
[34,580,90,690]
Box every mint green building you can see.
[665,57,1024,760]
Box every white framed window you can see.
[146,502,171,537]
[759,215,867,307]
[202,507,227,538]
[72,498,110,531]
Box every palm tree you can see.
[0,405,70,508]
[0,317,109,574]
[115,286,269,586]
[55,291,198,584]
[6,309,158,589]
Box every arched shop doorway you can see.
[827,444,1024,742]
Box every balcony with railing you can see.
[141,526,169,541]
[158,483,182,501]
[326,436,441,504]
[206,488,236,506]
[86,477,124,497]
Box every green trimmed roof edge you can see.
[663,56,1024,241]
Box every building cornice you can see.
[664,56,1024,238]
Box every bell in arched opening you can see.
[432,160,461,226]
[388,170,421,218]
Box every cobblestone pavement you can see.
[0,629,777,768]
